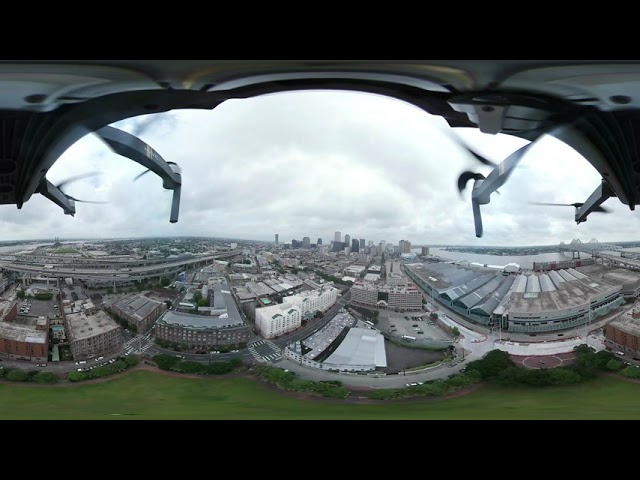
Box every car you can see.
[108,359,115,364]
[95,356,104,361]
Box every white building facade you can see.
[255,286,339,339]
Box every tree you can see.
[450,326,460,337]
[606,358,624,371]
[160,278,171,287]
[31,372,59,383]
[621,366,640,378]
[430,312,438,320]
[6,370,28,382]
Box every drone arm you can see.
[472,199,483,238]
[575,180,614,223]
[170,185,181,223]
[94,125,181,222]
[95,126,181,189]
[473,142,533,205]
[37,179,76,216]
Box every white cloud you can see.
[0,90,634,246]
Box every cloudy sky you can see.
[1,90,637,247]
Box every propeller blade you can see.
[133,169,152,181]
[65,196,108,204]
[529,202,611,213]
[529,202,575,207]
[457,171,485,194]
[56,171,102,191]
[134,162,178,181]
[439,128,498,167]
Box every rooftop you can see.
[323,327,387,368]
[0,300,16,319]
[158,309,243,329]
[0,319,47,344]
[610,314,640,337]
[66,311,119,342]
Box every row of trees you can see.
[463,346,640,387]
[253,365,350,398]
[0,368,58,383]
[152,354,243,375]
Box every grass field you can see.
[50,247,80,254]
[1,371,640,419]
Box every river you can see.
[419,248,581,270]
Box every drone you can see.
[0,60,639,235]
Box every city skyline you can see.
[0,90,639,245]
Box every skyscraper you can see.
[275,234,279,245]
[302,237,310,249]
[359,239,365,249]
[345,234,351,247]
[334,231,341,243]
[317,238,322,245]
[351,238,359,253]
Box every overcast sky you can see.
[1,90,637,247]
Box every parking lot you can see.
[17,297,58,320]
[378,312,451,343]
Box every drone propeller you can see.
[134,162,178,181]
[457,171,485,194]
[457,137,545,238]
[36,171,107,216]
[529,202,610,213]
[438,127,498,168]
[57,172,108,204]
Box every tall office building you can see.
[368,240,374,247]
[334,231,341,243]
[302,237,310,249]
[275,234,279,245]
[317,238,322,246]
[359,239,365,249]
[345,234,351,247]
[351,238,360,253]
[421,246,429,255]
[399,240,412,254]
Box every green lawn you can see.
[50,247,80,254]
[0,371,639,419]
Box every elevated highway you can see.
[0,250,241,285]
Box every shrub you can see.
[6,370,29,382]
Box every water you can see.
[421,247,577,270]
[0,242,53,254]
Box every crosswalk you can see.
[248,340,282,363]
[123,331,153,354]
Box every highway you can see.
[0,251,241,281]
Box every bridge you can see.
[559,238,623,257]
